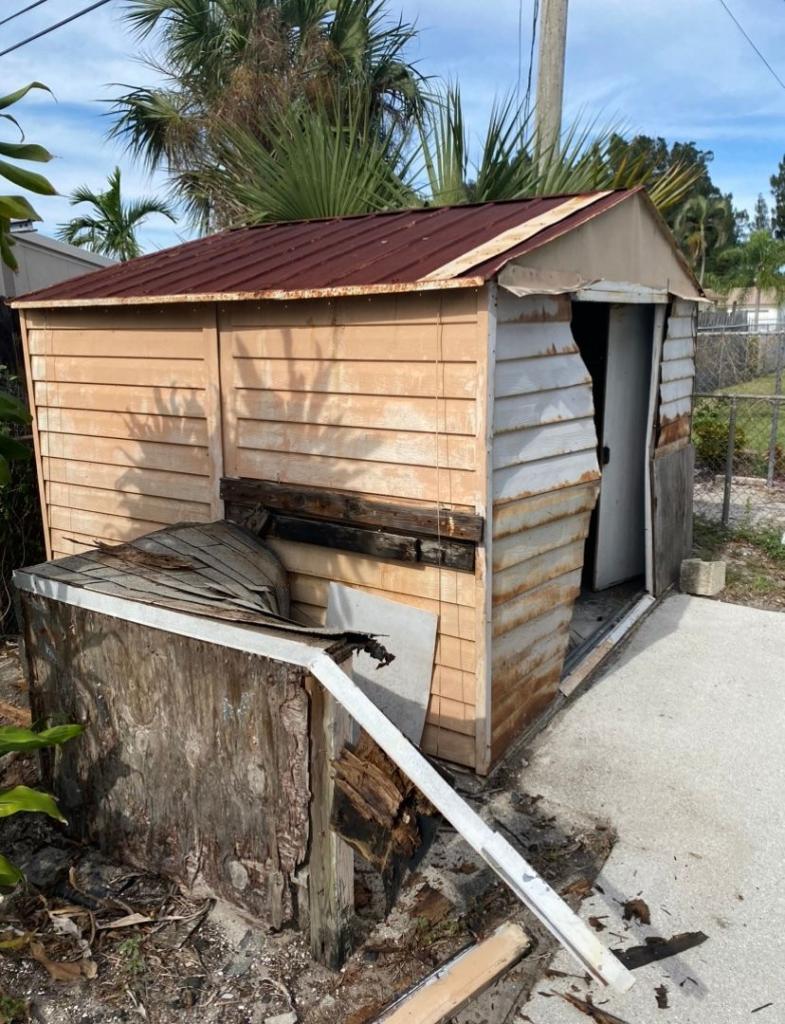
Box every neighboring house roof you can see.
[12,188,700,309]
[720,288,783,308]
[1,225,114,300]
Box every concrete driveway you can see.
[517,594,784,1023]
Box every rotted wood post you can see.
[306,672,354,969]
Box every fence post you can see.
[766,334,784,487]
[722,398,737,527]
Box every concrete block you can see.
[680,558,726,596]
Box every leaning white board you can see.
[326,583,437,745]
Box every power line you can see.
[716,0,785,93]
[523,0,540,124]
[0,0,114,58]
[0,0,52,29]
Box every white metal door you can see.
[593,304,654,590]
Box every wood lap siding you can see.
[489,292,600,762]
[219,292,485,768]
[24,308,222,559]
[658,300,697,447]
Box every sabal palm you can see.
[674,194,729,285]
[419,86,699,213]
[111,0,426,230]
[716,230,785,330]
[57,167,175,261]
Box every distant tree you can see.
[752,193,772,234]
[608,134,742,275]
[674,194,730,286]
[57,167,175,261]
[770,155,785,239]
[716,229,785,331]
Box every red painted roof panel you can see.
[15,190,637,306]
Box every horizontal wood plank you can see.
[233,358,476,399]
[492,482,599,539]
[38,407,208,446]
[43,458,212,503]
[494,353,590,398]
[237,420,476,470]
[34,382,206,416]
[222,478,484,541]
[230,321,479,362]
[31,355,206,388]
[235,449,479,506]
[234,389,476,435]
[27,328,206,358]
[40,433,210,475]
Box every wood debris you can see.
[614,931,708,970]
[588,916,607,932]
[655,984,669,1009]
[557,991,630,1023]
[94,540,194,570]
[622,898,651,925]
[331,732,435,882]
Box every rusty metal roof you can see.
[13,190,638,308]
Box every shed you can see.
[12,187,702,774]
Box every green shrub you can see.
[0,724,84,887]
[693,404,747,471]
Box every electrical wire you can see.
[0,0,114,58]
[0,0,52,29]
[716,0,785,93]
[523,0,540,125]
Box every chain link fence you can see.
[693,315,785,529]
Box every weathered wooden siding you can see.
[489,292,600,762]
[658,299,697,448]
[22,307,223,559]
[219,292,487,768]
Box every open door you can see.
[592,304,654,589]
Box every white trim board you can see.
[14,569,635,994]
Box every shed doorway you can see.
[568,301,655,659]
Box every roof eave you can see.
[11,274,487,310]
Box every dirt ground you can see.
[0,640,615,1024]
[693,518,785,611]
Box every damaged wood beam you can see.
[374,922,531,1023]
[263,512,475,572]
[220,478,484,543]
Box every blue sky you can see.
[3,0,785,253]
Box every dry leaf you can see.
[561,877,593,899]
[655,984,669,1009]
[623,898,651,925]
[588,915,607,932]
[30,941,96,983]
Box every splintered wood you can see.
[374,922,530,1023]
[331,732,434,877]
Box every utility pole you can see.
[535,0,569,171]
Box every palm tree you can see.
[674,194,730,286]
[716,230,785,332]
[418,87,699,212]
[200,84,702,229]
[57,167,175,261]
[0,82,55,270]
[110,0,427,230]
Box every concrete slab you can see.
[518,594,785,1023]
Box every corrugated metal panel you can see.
[14,190,636,307]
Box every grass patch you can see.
[693,516,785,611]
